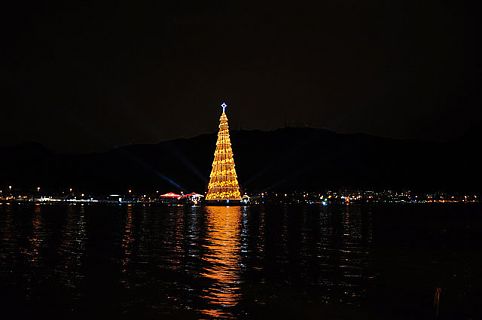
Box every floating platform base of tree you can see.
[203,200,244,206]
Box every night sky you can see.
[1,1,481,152]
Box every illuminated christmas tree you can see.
[205,103,242,202]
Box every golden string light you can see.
[205,103,242,202]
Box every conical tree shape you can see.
[205,105,242,201]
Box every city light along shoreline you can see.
[0,188,478,206]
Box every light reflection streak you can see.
[121,204,134,276]
[56,204,87,295]
[172,206,185,270]
[26,204,43,265]
[337,206,372,303]
[200,206,242,319]
[0,204,17,276]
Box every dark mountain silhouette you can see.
[0,128,480,193]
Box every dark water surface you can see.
[0,203,481,319]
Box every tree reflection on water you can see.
[200,206,242,319]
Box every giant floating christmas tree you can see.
[205,103,242,202]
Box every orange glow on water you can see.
[200,206,242,318]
